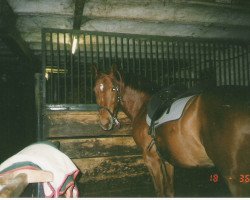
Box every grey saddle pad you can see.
[146,95,195,127]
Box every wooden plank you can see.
[72,155,148,182]
[50,136,140,159]
[45,111,132,137]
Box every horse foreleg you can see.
[143,148,174,197]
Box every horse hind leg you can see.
[225,177,250,197]
[143,147,174,197]
[224,134,250,197]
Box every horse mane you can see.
[119,71,160,95]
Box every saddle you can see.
[147,84,203,135]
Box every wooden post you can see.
[0,170,53,198]
[0,173,28,198]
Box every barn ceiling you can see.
[1,0,250,70]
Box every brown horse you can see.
[93,65,250,197]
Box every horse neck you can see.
[120,86,151,121]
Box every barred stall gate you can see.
[37,28,250,197]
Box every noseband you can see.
[98,79,122,130]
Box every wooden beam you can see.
[0,0,40,69]
[1,27,33,61]
[73,0,86,30]
[0,0,16,31]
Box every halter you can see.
[98,79,122,130]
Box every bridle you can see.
[98,78,122,130]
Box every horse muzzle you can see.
[98,107,120,131]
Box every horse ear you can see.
[110,63,117,76]
[92,63,100,79]
[110,64,122,82]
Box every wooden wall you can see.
[43,110,156,197]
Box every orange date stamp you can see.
[209,174,250,183]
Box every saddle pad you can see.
[146,95,195,127]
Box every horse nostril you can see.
[100,117,110,127]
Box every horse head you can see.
[93,64,122,130]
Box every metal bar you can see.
[242,45,246,85]
[96,35,99,69]
[132,38,136,73]
[90,34,94,103]
[49,32,53,103]
[63,33,67,103]
[144,40,147,77]
[187,42,192,87]
[83,34,87,104]
[155,41,159,85]
[108,35,112,67]
[70,33,74,103]
[205,43,209,70]
[183,41,186,86]
[203,43,206,73]
[222,43,227,85]
[90,34,94,64]
[233,44,236,85]
[208,42,213,85]
[191,42,196,86]
[172,41,176,83]
[161,41,164,87]
[138,39,142,75]
[218,43,222,86]
[237,45,241,85]
[166,41,170,85]
[115,36,118,63]
[149,39,153,81]
[102,35,106,70]
[57,32,60,103]
[227,44,232,85]
[247,45,250,86]
[212,43,216,86]
[177,41,181,84]
[121,37,124,70]
[127,38,130,73]
[77,34,80,103]
[197,42,202,83]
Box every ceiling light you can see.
[71,35,78,54]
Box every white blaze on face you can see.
[100,83,104,91]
